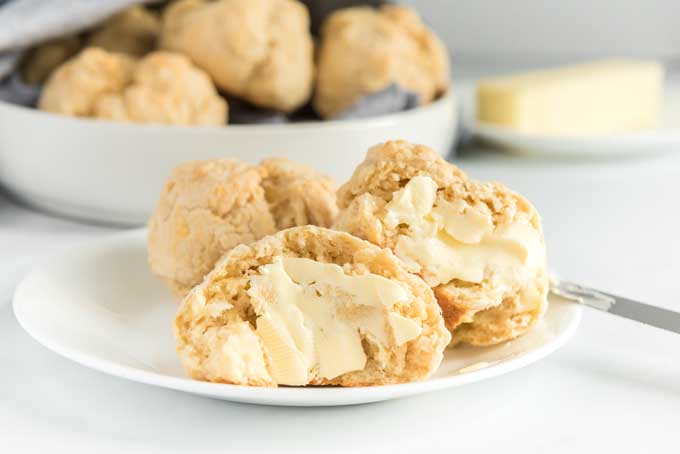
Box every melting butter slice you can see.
[247,258,421,386]
[384,176,545,287]
[431,198,493,244]
[255,315,310,386]
[388,313,423,346]
[384,175,437,228]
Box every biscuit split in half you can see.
[174,226,450,386]
[335,141,549,346]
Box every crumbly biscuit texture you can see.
[148,159,274,296]
[174,226,450,386]
[314,5,449,118]
[160,0,314,112]
[335,140,549,346]
[87,5,161,57]
[259,158,338,230]
[20,35,84,85]
[38,47,135,116]
[39,48,227,125]
[95,51,227,125]
[148,158,338,296]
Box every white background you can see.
[407,0,680,59]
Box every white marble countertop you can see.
[2,146,680,453]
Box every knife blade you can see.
[550,280,680,335]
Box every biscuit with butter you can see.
[148,158,338,296]
[335,140,549,346]
[174,225,450,386]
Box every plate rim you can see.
[12,230,582,406]
[474,122,680,155]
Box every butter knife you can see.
[551,280,680,334]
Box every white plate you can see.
[471,84,680,156]
[0,93,456,226]
[12,230,581,407]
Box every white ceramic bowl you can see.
[0,93,457,225]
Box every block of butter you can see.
[476,60,664,135]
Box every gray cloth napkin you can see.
[0,71,39,104]
[0,0,145,79]
[333,83,420,120]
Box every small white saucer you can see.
[463,82,680,157]
[13,230,581,406]
[474,123,680,157]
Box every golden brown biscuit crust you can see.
[94,51,227,125]
[87,5,161,57]
[38,47,135,116]
[260,158,338,230]
[148,159,275,296]
[39,48,227,125]
[314,5,449,118]
[160,0,314,112]
[148,158,338,296]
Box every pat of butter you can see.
[477,59,664,135]
[247,257,422,386]
[384,176,544,287]
[431,198,493,244]
[383,175,438,228]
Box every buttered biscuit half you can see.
[335,140,549,346]
[173,226,450,386]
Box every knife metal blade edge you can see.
[550,280,680,335]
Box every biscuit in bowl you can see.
[174,225,450,386]
[94,51,227,125]
[39,48,227,125]
[314,5,449,118]
[335,140,549,346]
[87,5,161,57]
[148,158,338,296]
[19,35,84,86]
[160,0,314,113]
[38,47,135,117]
